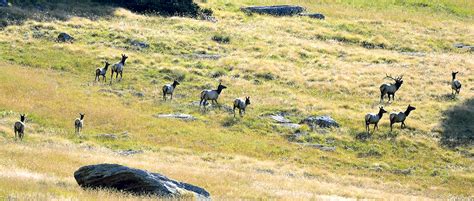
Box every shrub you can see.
[212,34,231,44]
[159,68,186,81]
[209,69,226,78]
[255,72,276,81]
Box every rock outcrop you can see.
[300,116,339,129]
[57,32,74,43]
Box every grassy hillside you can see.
[0,0,473,199]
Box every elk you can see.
[365,106,387,135]
[75,113,85,134]
[200,83,227,108]
[95,61,110,82]
[162,80,180,101]
[390,105,416,131]
[451,71,462,97]
[14,114,26,141]
[380,74,404,103]
[233,97,251,117]
[110,54,128,83]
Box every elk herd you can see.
[11,54,464,141]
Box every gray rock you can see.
[241,5,305,16]
[74,164,210,199]
[453,43,465,48]
[280,123,301,129]
[57,32,74,43]
[270,114,291,123]
[132,91,145,97]
[130,40,149,49]
[392,168,413,175]
[300,116,339,129]
[463,46,474,52]
[117,149,143,156]
[299,13,325,19]
[202,15,218,23]
[295,143,336,152]
[453,43,474,51]
[150,79,158,84]
[154,114,196,121]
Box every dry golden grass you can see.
[0,131,448,200]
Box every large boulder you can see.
[300,116,339,129]
[74,164,210,199]
[241,5,305,16]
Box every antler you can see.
[385,74,396,80]
[385,74,403,81]
[396,75,403,81]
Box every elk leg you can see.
[365,122,369,134]
[120,72,123,81]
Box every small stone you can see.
[129,40,149,49]
[154,114,196,121]
[117,149,143,156]
[57,32,74,43]
[295,143,336,152]
[269,114,291,123]
[300,13,325,19]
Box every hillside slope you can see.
[0,0,473,199]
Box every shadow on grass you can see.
[0,1,117,29]
[440,98,474,148]
[0,1,207,29]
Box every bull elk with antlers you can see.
[380,74,404,103]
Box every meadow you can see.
[0,0,473,199]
